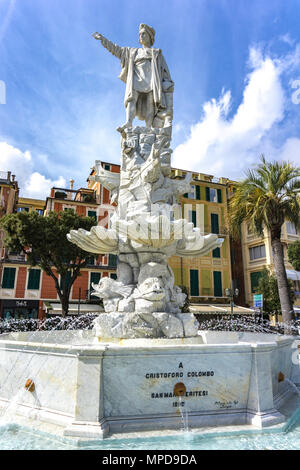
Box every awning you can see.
[286,270,300,281]
[189,304,255,315]
[44,303,104,315]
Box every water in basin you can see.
[1,423,300,450]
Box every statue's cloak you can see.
[118,47,173,120]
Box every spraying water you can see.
[178,396,189,433]
[0,389,27,424]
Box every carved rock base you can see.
[93,311,199,340]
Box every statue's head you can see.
[139,23,155,47]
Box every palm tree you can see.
[229,156,300,325]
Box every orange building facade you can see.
[0,180,117,319]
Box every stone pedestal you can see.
[64,351,109,439]
[246,343,285,427]
[0,332,295,439]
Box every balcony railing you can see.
[7,252,26,262]
[51,187,97,204]
[201,224,228,236]
[0,171,10,183]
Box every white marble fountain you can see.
[0,24,299,441]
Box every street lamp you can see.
[225,287,239,320]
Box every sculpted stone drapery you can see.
[92,24,174,130]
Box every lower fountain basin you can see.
[0,330,299,439]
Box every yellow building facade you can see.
[168,169,232,302]
[241,221,300,308]
[17,197,45,215]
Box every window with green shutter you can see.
[86,255,95,265]
[88,210,97,221]
[217,189,222,203]
[108,254,118,267]
[2,267,16,289]
[27,269,41,290]
[195,185,201,200]
[250,271,263,293]
[205,187,210,201]
[211,213,219,234]
[212,247,221,258]
[90,272,101,285]
[190,269,199,296]
[213,271,223,297]
[110,273,117,280]
[188,210,197,227]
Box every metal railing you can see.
[0,171,10,182]
[52,187,96,204]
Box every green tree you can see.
[0,209,95,317]
[229,156,300,325]
[256,268,295,321]
[288,240,300,271]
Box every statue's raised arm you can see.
[92,32,123,60]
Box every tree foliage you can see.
[288,240,300,271]
[228,156,300,240]
[256,268,295,317]
[0,209,95,316]
[228,156,300,324]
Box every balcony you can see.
[0,171,11,184]
[50,187,97,204]
[6,252,26,262]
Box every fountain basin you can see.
[0,330,299,439]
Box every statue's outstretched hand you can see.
[92,32,103,40]
[92,32,122,59]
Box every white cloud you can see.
[172,46,297,179]
[0,141,66,199]
[24,172,66,200]
[273,137,300,164]
[279,33,295,47]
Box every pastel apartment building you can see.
[241,220,300,309]
[0,179,117,319]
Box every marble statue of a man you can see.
[93,24,174,130]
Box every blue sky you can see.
[0,0,300,198]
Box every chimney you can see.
[70,179,74,190]
[11,175,15,182]
[7,171,11,181]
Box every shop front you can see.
[0,300,39,320]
